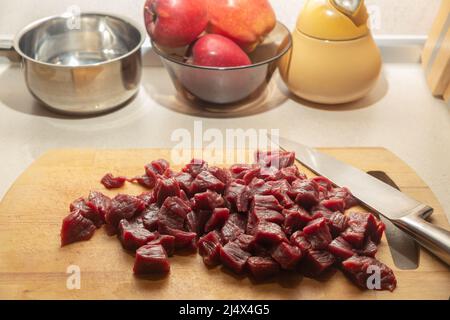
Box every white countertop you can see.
[0,61,449,220]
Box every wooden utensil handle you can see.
[396,206,450,266]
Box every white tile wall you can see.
[0,0,442,37]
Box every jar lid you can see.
[296,0,370,40]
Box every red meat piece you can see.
[158,196,192,231]
[254,221,287,245]
[311,176,333,192]
[220,219,244,243]
[290,231,312,253]
[229,164,253,179]
[258,166,279,181]
[182,159,208,178]
[271,242,302,270]
[283,205,313,236]
[191,171,225,194]
[147,235,175,257]
[328,236,354,260]
[198,230,223,267]
[341,255,397,291]
[128,175,156,189]
[137,191,155,207]
[193,190,225,211]
[341,212,378,248]
[252,195,283,212]
[87,191,112,221]
[329,187,358,209]
[248,178,271,196]
[264,180,294,208]
[249,207,285,228]
[158,225,197,250]
[154,178,181,206]
[303,250,336,276]
[354,239,378,257]
[70,197,103,228]
[101,173,127,189]
[290,179,320,210]
[247,256,280,280]
[133,244,170,274]
[60,210,96,246]
[220,242,251,274]
[185,210,210,235]
[235,234,256,252]
[242,166,261,185]
[118,218,157,251]
[303,218,333,250]
[106,194,145,229]
[207,166,232,184]
[327,212,349,237]
[275,166,307,183]
[225,181,251,212]
[174,172,194,195]
[320,198,346,213]
[371,220,386,244]
[205,208,230,233]
[139,203,159,231]
[255,150,295,169]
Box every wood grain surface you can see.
[0,148,448,300]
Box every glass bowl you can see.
[151,21,292,105]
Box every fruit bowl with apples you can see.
[144,0,292,105]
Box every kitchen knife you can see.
[367,171,419,269]
[270,135,450,266]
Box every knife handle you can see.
[396,205,450,266]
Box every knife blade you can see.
[367,171,419,269]
[270,135,450,266]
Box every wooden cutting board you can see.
[0,148,449,300]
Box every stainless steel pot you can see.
[0,13,146,115]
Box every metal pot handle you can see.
[0,38,21,63]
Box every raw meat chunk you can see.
[140,203,159,231]
[254,221,287,245]
[311,176,333,192]
[70,197,103,228]
[220,219,244,243]
[342,212,378,248]
[290,231,312,253]
[147,235,175,256]
[283,206,313,236]
[248,178,271,196]
[258,166,279,181]
[106,194,145,229]
[235,234,256,252]
[186,210,210,235]
[148,159,170,175]
[158,197,192,231]
[137,191,155,207]
[275,166,306,183]
[252,195,283,212]
[247,256,280,280]
[354,239,378,257]
[341,255,397,291]
[101,173,127,189]
[255,150,295,169]
[264,180,294,208]
[329,187,358,209]
[198,230,222,267]
[371,220,386,244]
[191,171,225,194]
[133,244,170,274]
[303,218,332,250]
[128,175,156,189]
[228,213,248,231]
[225,181,251,212]
[87,191,112,221]
[205,208,230,233]
[60,210,96,246]
[118,218,157,251]
[208,166,232,184]
[320,198,345,213]
[327,212,349,237]
[193,190,224,211]
[271,242,302,270]
[158,225,197,250]
[290,179,320,210]
[229,164,253,179]
[174,172,194,194]
[242,166,261,185]
[220,242,251,274]
[303,250,336,276]
[182,159,208,177]
[154,178,181,206]
[249,207,285,229]
[328,236,354,260]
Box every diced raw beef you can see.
[128,175,156,189]
[147,235,175,256]
[341,228,366,249]
[264,180,294,208]
[60,210,96,246]
[147,159,170,176]
[158,196,192,231]
[283,206,313,236]
[158,225,197,250]
[242,166,261,185]
[249,207,285,228]
[255,150,295,169]
[303,218,333,250]
[290,231,312,253]
[271,242,302,270]
[329,187,358,209]
[220,219,244,243]
[229,164,253,179]
[185,210,211,235]
[174,172,194,195]
[208,166,232,184]
[139,203,159,231]
[254,221,287,245]
[248,178,271,196]
[327,212,349,237]
[154,178,181,206]
[193,190,224,211]
[182,159,208,177]
[87,191,112,221]
[101,173,127,189]
[310,203,333,218]
[342,212,378,248]
[311,176,333,192]
[341,255,397,291]
[225,181,251,212]
[220,242,251,274]
[205,208,230,233]
[105,194,145,229]
[320,198,346,213]
[118,218,157,251]
[133,244,170,274]
[275,166,306,183]
[198,230,222,267]
[247,256,280,280]
[191,171,225,194]
[371,220,386,244]
[228,213,248,231]
[252,195,283,212]
[328,236,354,260]
[70,197,103,228]
[137,191,155,207]
[258,166,279,181]
[303,250,336,276]
[235,234,256,252]
[290,179,320,210]
[354,239,378,257]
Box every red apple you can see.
[190,34,252,67]
[207,0,276,52]
[144,0,208,48]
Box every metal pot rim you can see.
[13,12,147,68]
